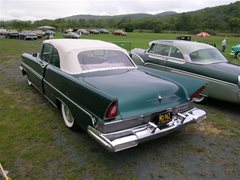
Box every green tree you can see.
[228,17,240,32]
[124,24,134,32]
[175,13,193,31]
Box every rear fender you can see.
[139,66,207,99]
[43,65,117,129]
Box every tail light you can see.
[105,100,118,120]
[191,86,206,100]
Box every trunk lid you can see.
[79,69,187,119]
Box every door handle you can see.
[39,61,45,67]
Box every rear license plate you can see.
[152,111,172,126]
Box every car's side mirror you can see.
[32,53,38,58]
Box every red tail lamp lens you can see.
[105,100,118,119]
[191,86,206,99]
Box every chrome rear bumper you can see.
[88,108,206,152]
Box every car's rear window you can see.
[78,50,135,71]
[189,49,228,64]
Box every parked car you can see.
[63,32,81,39]
[112,30,127,36]
[98,28,109,34]
[89,29,100,34]
[0,28,7,37]
[45,30,56,37]
[77,29,89,35]
[33,30,45,38]
[6,30,19,38]
[131,40,240,103]
[231,44,240,60]
[176,35,191,41]
[20,39,206,152]
[19,30,37,40]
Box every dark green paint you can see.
[21,48,206,131]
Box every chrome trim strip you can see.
[98,102,193,129]
[19,65,23,71]
[43,94,58,108]
[145,62,237,87]
[21,62,43,80]
[149,54,167,61]
[79,67,136,74]
[130,52,146,63]
[166,58,186,64]
[149,54,186,64]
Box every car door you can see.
[165,45,188,73]
[29,44,52,93]
[145,43,170,70]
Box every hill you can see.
[63,11,177,21]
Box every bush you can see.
[153,24,162,33]
[124,24,134,32]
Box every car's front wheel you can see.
[236,52,240,60]
[61,103,78,130]
[26,75,32,86]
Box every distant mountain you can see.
[155,11,177,17]
[64,15,110,20]
[63,11,177,21]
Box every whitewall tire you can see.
[193,96,206,103]
[61,103,75,129]
[236,52,240,60]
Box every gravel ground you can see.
[1,57,239,179]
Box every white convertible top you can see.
[43,39,130,74]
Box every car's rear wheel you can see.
[236,52,240,60]
[193,96,206,103]
[61,103,78,130]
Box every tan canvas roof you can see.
[43,39,129,74]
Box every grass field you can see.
[0,33,240,179]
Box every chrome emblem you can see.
[157,95,162,103]
[145,94,163,103]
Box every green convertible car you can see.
[131,40,240,103]
[20,39,206,152]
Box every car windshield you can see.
[78,50,135,72]
[189,49,228,64]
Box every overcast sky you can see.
[0,0,237,21]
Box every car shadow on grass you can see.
[197,98,240,121]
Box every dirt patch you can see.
[198,122,222,135]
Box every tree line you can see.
[1,1,239,34]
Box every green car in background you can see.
[20,39,206,152]
[231,44,240,60]
[131,40,240,104]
